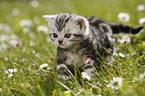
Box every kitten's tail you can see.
[109,22,144,35]
[87,16,144,35]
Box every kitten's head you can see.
[43,13,89,49]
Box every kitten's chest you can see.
[65,51,85,67]
[57,48,87,67]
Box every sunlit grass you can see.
[0,0,145,95]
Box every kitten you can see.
[43,13,143,76]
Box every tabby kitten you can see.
[43,13,143,76]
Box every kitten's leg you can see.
[83,59,98,76]
[56,64,74,80]
[98,23,112,33]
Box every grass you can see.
[0,0,145,95]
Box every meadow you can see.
[0,0,145,95]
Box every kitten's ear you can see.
[75,19,85,30]
[75,17,89,36]
[43,15,57,23]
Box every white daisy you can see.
[23,27,31,33]
[11,8,20,16]
[37,25,49,33]
[31,0,39,8]
[35,53,40,58]
[118,13,130,23]
[137,4,145,11]
[39,63,48,69]
[117,39,125,43]
[119,52,125,57]
[6,68,17,79]
[117,35,131,43]
[139,72,145,81]
[9,40,22,48]
[10,34,18,40]
[39,63,51,70]
[81,72,91,80]
[0,43,9,50]
[19,19,33,27]
[139,18,145,24]
[4,57,8,61]
[0,35,9,42]
[122,35,131,43]
[29,41,35,47]
[8,68,17,73]
[0,23,11,33]
[8,74,13,78]
[107,77,123,90]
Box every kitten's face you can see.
[43,13,89,49]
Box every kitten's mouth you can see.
[58,44,69,49]
[58,44,64,48]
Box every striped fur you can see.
[55,13,72,31]
[43,13,144,76]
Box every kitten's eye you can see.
[64,34,71,38]
[52,33,58,38]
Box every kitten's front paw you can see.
[56,64,68,74]
[56,64,72,80]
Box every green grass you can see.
[0,0,145,95]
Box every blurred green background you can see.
[0,0,145,95]
[0,0,145,24]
